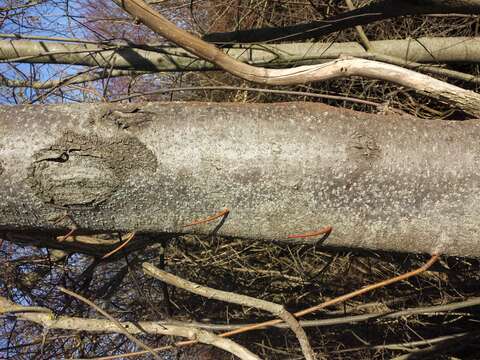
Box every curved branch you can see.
[112,0,480,116]
[58,286,162,360]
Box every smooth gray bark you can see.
[0,102,479,257]
[2,37,480,73]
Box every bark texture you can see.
[1,102,479,257]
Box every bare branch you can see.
[89,253,440,359]
[143,263,316,360]
[0,295,260,360]
[111,85,382,108]
[111,0,480,116]
[4,37,480,69]
[218,254,440,338]
[172,296,480,331]
[0,69,148,89]
[58,286,162,360]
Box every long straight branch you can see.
[158,296,480,331]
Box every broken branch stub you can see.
[0,102,479,257]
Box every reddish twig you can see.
[288,226,332,239]
[58,227,77,242]
[52,213,78,242]
[219,253,440,337]
[101,254,440,359]
[183,208,229,228]
[101,232,136,259]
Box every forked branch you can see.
[0,294,260,360]
[112,0,480,117]
[108,254,440,360]
[143,263,316,360]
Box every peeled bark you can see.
[0,102,479,257]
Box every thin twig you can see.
[90,254,440,359]
[102,232,136,259]
[162,295,480,330]
[52,213,78,242]
[59,227,77,242]
[183,208,230,228]
[57,287,162,360]
[342,331,479,356]
[143,263,316,360]
[220,254,440,337]
[111,86,381,107]
[288,226,332,239]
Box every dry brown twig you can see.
[101,231,136,259]
[288,226,332,239]
[223,253,440,337]
[183,208,230,228]
[52,213,78,242]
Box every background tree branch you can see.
[110,0,480,116]
[203,0,480,43]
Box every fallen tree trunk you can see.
[0,102,479,257]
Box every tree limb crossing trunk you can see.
[0,102,479,257]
